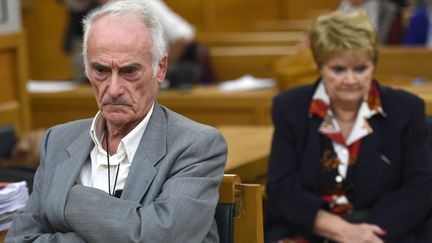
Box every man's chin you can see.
[102,112,130,126]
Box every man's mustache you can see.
[101,98,131,106]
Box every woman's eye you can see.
[331,66,346,74]
[354,65,368,73]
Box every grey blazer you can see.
[6,103,227,243]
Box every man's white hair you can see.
[82,0,167,78]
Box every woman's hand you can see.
[314,210,386,243]
[337,222,386,243]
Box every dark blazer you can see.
[404,6,430,45]
[264,81,432,242]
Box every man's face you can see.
[86,14,167,128]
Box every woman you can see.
[265,10,432,243]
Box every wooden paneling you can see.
[29,85,276,129]
[166,0,280,32]
[281,0,339,19]
[210,46,297,81]
[0,32,31,136]
[0,52,18,102]
[22,0,72,80]
[197,31,304,47]
[377,47,432,79]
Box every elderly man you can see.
[6,1,227,242]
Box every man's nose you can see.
[107,72,123,97]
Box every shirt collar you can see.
[309,79,385,119]
[90,102,155,163]
[309,79,385,146]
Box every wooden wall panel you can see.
[0,52,18,103]
[282,0,339,19]
[0,32,31,136]
[22,0,73,80]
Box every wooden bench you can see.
[210,45,298,81]
[197,31,304,47]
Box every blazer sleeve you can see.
[368,98,432,241]
[63,128,227,243]
[266,94,325,233]
[5,129,86,243]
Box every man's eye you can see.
[122,66,138,75]
[95,67,109,73]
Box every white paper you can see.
[27,80,79,93]
[0,181,29,231]
[218,74,275,92]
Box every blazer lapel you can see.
[46,128,93,232]
[121,103,167,202]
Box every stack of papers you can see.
[218,74,276,92]
[0,181,29,231]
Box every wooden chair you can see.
[216,174,264,243]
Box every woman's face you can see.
[321,51,375,108]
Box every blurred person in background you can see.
[403,0,432,46]
[338,0,404,44]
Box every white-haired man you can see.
[6,1,226,242]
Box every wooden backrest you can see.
[197,31,304,47]
[218,174,264,243]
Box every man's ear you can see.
[156,54,168,84]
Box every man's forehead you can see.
[91,13,148,34]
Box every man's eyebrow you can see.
[120,63,142,69]
[90,62,109,69]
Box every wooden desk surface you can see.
[30,84,276,129]
[219,125,273,183]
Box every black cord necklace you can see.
[105,126,120,196]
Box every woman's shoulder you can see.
[274,83,316,107]
[378,83,425,113]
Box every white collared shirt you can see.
[78,103,154,194]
